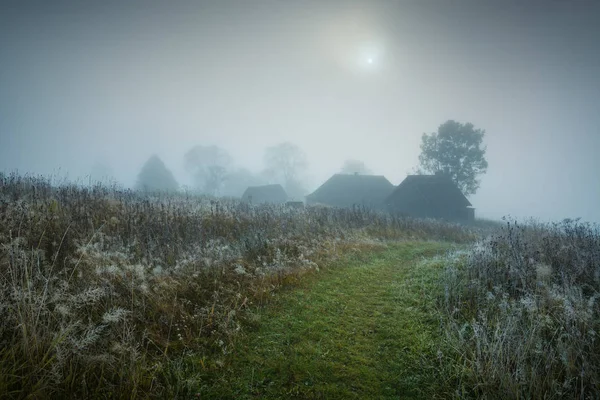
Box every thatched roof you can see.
[386,175,471,211]
[242,184,287,204]
[306,174,394,209]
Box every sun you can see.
[320,9,385,73]
[360,53,379,70]
[358,41,383,71]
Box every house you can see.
[385,173,474,221]
[242,184,287,204]
[306,173,394,209]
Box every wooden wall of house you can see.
[388,203,474,222]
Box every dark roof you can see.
[242,184,287,204]
[386,175,471,210]
[306,174,394,208]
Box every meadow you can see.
[0,173,473,398]
[1,172,598,399]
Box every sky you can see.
[1,0,599,222]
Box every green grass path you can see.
[200,242,456,399]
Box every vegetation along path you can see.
[200,242,458,399]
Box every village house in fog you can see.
[306,173,394,209]
[386,172,474,221]
[242,184,288,204]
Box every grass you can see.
[438,219,600,399]
[197,241,460,399]
[0,173,479,398]
[12,172,596,398]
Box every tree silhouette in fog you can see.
[417,120,488,195]
[221,168,266,198]
[136,155,178,192]
[263,142,308,200]
[184,145,232,196]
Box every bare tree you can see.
[184,145,232,195]
[221,168,266,198]
[263,142,308,199]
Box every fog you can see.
[1,0,599,222]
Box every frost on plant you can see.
[438,219,600,398]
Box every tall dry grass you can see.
[439,219,600,399]
[0,172,477,398]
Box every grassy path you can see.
[199,242,456,399]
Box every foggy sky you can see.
[1,0,599,222]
